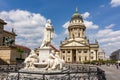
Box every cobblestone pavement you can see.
[98,65,120,80]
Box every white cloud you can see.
[100,41,120,55]
[84,20,99,29]
[0,9,47,49]
[62,21,69,34]
[81,12,90,19]
[82,12,99,29]
[96,28,120,55]
[105,24,115,29]
[62,21,69,29]
[97,29,120,39]
[110,0,120,7]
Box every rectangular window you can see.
[67,50,70,53]
[2,37,5,46]
[84,50,87,53]
[85,56,87,61]
[62,51,65,53]
[63,56,65,60]
[91,56,93,59]
[79,56,81,61]
[91,52,93,54]
[78,50,81,53]
[0,29,2,33]
[68,57,70,61]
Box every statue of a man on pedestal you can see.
[40,19,54,48]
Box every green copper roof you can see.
[71,8,82,20]
[72,13,81,17]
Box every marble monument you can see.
[23,19,64,71]
[39,19,54,65]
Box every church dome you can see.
[71,8,83,22]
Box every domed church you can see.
[60,8,99,63]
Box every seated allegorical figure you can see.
[54,52,65,69]
[24,50,39,69]
[45,50,64,70]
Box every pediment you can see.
[63,41,86,47]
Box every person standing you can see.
[116,63,119,69]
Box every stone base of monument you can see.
[38,47,51,63]
[34,63,47,68]
[33,47,51,68]
[19,67,63,73]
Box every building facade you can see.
[110,49,120,61]
[0,19,30,64]
[60,9,99,63]
[98,48,105,60]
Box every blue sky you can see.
[0,0,120,56]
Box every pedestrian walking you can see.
[116,63,119,69]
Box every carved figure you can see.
[45,50,64,70]
[24,50,38,69]
[53,52,64,69]
[40,19,54,48]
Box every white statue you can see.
[53,52,64,69]
[45,50,64,70]
[24,50,39,69]
[40,19,54,48]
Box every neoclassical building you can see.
[60,9,99,63]
[98,48,105,60]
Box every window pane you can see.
[67,50,70,53]
[78,50,81,53]
[84,50,87,53]
[62,51,65,53]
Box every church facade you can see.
[60,9,99,63]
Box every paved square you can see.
[99,65,120,80]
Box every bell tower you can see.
[68,8,86,40]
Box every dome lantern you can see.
[71,7,83,22]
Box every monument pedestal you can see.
[34,47,51,68]
[38,47,51,64]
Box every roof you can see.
[3,30,17,36]
[71,8,83,21]
[15,44,31,52]
[0,19,7,25]
[50,44,59,52]
[111,49,120,55]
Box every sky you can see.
[0,0,120,56]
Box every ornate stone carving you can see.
[24,50,38,69]
[45,50,64,70]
